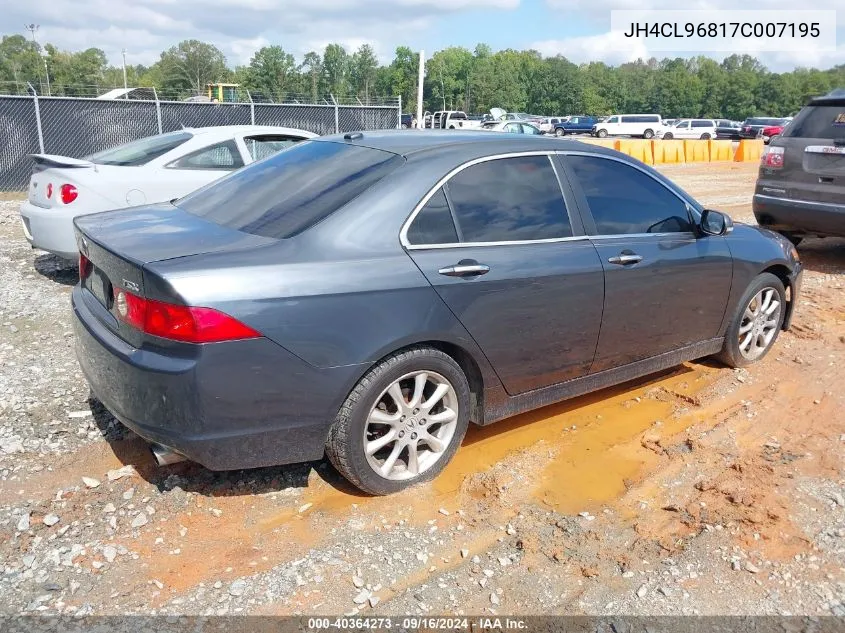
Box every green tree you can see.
[350,44,378,101]
[245,45,297,99]
[300,52,322,102]
[154,39,228,97]
[322,43,349,96]
[387,46,418,111]
[0,34,43,93]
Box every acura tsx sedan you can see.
[72,131,803,495]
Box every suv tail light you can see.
[112,289,261,343]
[60,184,78,205]
[761,146,784,169]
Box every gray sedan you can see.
[72,131,803,495]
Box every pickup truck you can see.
[432,110,484,130]
[552,116,598,136]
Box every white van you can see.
[658,119,718,140]
[592,114,662,139]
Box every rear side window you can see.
[177,140,403,239]
[167,140,243,170]
[691,120,711,128]
[567,155,693,235]
[406,188,458,245]
[444,155,572,242]
[87,131,193,166]
[244,134,305,161]
[784,105,845,139]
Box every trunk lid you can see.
[74,204,276,345]
[772,102,845,205]
[28,154,95,209]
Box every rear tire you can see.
[643,129,654,139]
[700,133,711,140]
[326,347,471,495]
[715,273,786,368]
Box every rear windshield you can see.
[177,140,403,239]
[783,105,845,139]
[87,131,193,166]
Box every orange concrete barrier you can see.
[652,140,685,164]
[683,140,710,162]
[617,139,654,164]
[709,139,734,161]
[578,138,619,150]
[734,139,764,162]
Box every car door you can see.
[560,152,733,372]
[675,120,691,138]
[403,153,605,395]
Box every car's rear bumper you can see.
[753,193,845,237]
[72,285,365,470]
[19,200,80,261]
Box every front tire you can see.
[326,347,471,495]
[663,132,674,140]
[555,128,565,137]
[716,273,786,368]
[597,129,608,138]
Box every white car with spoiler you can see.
[19,125,316,262]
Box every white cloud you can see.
[531,32,650,65]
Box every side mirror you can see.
[700,209,733,236]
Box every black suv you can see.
[753,89,845,244]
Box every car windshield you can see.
[86,131,193,166]
[177,140,404,239]
[783,104,845,139]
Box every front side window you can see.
[522,124,541,135]
[606,116,618,123]
[567,155,693,235]
[444,155,572,242]
[167,140,244,170]
[87,131,193,166]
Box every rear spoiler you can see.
[30,154,96,169]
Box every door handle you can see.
[608,254,643,266]
[438,264,490,277]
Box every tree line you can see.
[1,34,843,119]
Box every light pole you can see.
[42,51,50,96]
[122,48,128,98]
[24,24,43,94]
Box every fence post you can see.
[398,95,402,129]
[28,83,45,153]
[247,90,255,125]
[153,87,163,134]
[331,94,339,134]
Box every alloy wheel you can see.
[738,287,782,361]
[363,371,459,481]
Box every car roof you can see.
[809,88,845,106]
[312,129,617,159]
[179,125,317,139]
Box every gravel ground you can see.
[1,162,844,617]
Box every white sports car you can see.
[19,125,317,262]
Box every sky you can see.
[1,0,842,72]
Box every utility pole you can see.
[24,24,43,94]
[416,50,425,129]
[122,49,128,98]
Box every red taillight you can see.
[761,146,784,169]
[112,290,260,343]
[60,184,78,205]
[46,183,53,199]
[79,253,92,281]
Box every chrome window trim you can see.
[555,149,702,238]
[400,151,578,250]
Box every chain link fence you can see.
[0,93,401,191]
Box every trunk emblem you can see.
[123,279,140,293]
